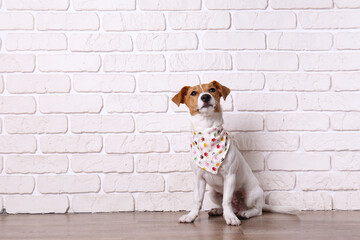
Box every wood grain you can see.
[0,211,359,240]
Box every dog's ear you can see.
[211,81,231,100]
[172,86,189,107]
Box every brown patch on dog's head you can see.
[172,81,231,116]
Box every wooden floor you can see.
[0,211,359,240]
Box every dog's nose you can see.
[201,94,211,103]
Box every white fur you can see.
[178,93,300,226]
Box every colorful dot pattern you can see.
[191,127,230,174]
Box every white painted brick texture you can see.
[0,0,359,214]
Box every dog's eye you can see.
[191,91,197,96]
[209,88,216,93]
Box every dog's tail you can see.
[262,204,300,215]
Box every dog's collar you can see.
[191,127,230,174]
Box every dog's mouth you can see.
[200,103,214,109]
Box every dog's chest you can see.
[202,171,224,192]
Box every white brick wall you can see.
[0,0,359,214]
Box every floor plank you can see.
[0,211,359,240]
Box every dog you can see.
[172,81,300,226]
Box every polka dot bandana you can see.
[191,127,230,174]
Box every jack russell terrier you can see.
[172,81,299,226]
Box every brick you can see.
[333,73,360,91]
[5,116,68,134]
[104,55,165,72]
[301,93,360,111]
[37,13,99,31]
[169,12,230,30]
[0,54,35,73]
[40,135,102,153]
[203,32,265,50]
[0,136,36,153]
[233,12,296,30]
[170,53,232,71]
[0,96,36,114]
[233,133,299,151]
[138,74,199,92]
[6,196,69,214]
[136,154,191,173]
[6,0,69,10]
[203,73,264,91]
[171,133,191,152]
[243,152,264,171]
[0,176,34,194]
[223,113,263,131]
[70,34,132,52]
[336,32,360,49]
[0,13,33,30]
[267,192,332,211]
[300,53,360,71]
[6,155,68,174]
[137,114,190,133]
[269,32,333,51]
[73,0,135,10]
[106,135,169,154]
[140,0,200,10]
[266,113,329,131]
[168,173,193,192]
[137,193,193,211]
[72,194,134,213]
[206,0,267,9]
[235,93,297,111]
[0,156,2,173]
[103,13,165,31]
[38,175,100,194]
[335,0,360,8]
[333,153,360,171]
[0,76,3,93]
[39,54,101,72]
[255,172,295,190]
[267,73,330,91]
[236,53,298,71]
[6,33,67,51]
[331,113,360,130]
[74,74,135,93]
[103,174,164,193]
[299,173,360,190]
[172,94,233,113]
[334,192,360,210]
[72,155,133,173]
[267,153,330,171]
[107,95,167,113]
[40,95,103,113]
[137,33,198,51]
[303,133,360,151]
[271,0,333,9]
[299,11,360,29]
[72,115,134,133]
[7,75,70,93]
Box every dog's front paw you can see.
[224,214,241,226]
[178,214,197,223]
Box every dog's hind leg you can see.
[238,186,263,219]
[208,190,223,216]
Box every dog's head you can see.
[172,81,230,116]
